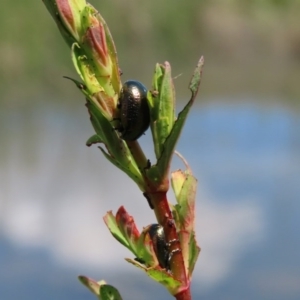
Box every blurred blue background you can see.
[1,0,300,299]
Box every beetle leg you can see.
[165,238,182,268]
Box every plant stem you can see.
[126,140,149,172]
[146,191,191,299]
[126,135,191,299]
[175,288,192,300]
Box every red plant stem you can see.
[147,191,191,300]
[127,141,191,299]
[175,288,192,300]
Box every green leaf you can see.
[146,269,182,295]
[150,63,175,158]
[189,56,204,98]
[86,100,145,189]
[188,231,200,278]
[105,219,158,269]
[63,76,87,92]
[104,207,155,264]
[71,43,103,95]
[85,100,110,142]
[156,57,204,183]
[171,167,186,201]
[103,211,129,249]
[71,43,85,83]
[98,146,143,189]
[42,0,57,20]
[125,259,182,295]
[100,284,123,300]
[86,134,103,146]
[151,63,163,92]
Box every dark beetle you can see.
[118,80,150,141]
[148,224,169,269]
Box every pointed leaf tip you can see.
[78,275,101,296]
[189,56,204,98]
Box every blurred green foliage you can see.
[1,0,299,107]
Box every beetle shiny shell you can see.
[148,224,169,269]
[118,80,150,141]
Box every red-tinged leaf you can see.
[93,4,121,96]
[103,211,129,248]
[83,22,108,68]
[115,206,140,254]
[177,174,197,231]
[57,0,75,32]
[104,208,160,267]
[56,0,85,41]
[171,152,197,232]
[80,5,113,89]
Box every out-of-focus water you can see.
[0,100,299,300]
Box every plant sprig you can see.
[43,1,204,299]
